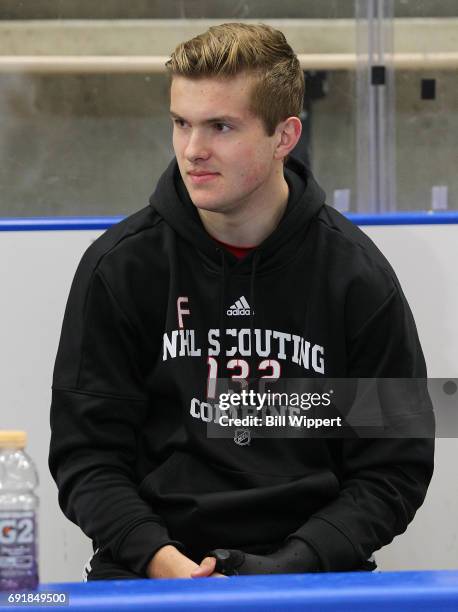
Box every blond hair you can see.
[166,22,304,136]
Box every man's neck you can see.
[197,172,290,248]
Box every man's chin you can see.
[190,197,228,213]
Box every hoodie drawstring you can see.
[248,251,260,385]
[218,249,228,370]
[249,251,260,345]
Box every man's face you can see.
[170,73,280,214]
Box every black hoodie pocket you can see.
[137,450,340,557]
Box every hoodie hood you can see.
[149,155,326,273]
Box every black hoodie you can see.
[49,156,434,575]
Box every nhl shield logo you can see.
[234,428,251,446]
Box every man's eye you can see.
[173,119,187,128]
[214,123,231,133]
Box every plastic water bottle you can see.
[0,431,39,591]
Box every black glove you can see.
[204,537,322,576]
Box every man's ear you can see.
[273,117,302,161]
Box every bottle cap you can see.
[0,430,27,449]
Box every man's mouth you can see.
[188,171,220,184]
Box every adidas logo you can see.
[227,295,254,316]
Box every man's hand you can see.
[146,545,226,579]
[190,555,221,578]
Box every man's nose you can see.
[184,129,211,162]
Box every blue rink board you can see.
[1,571,457,612]
[0,211,458,231]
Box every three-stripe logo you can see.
[227,295,253,316]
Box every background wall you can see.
[0,4,456,216]
[1,0,458,19]
[0,222,456,582]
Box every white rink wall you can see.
[0,223,456,582]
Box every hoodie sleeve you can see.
[289,281,435,571]
[49,256,184,576]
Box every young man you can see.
[49,23,434,580]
